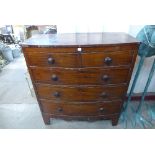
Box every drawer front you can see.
[36,84,127,101]
[31,67,129,85]
[40,100,122,116]
[81,51,133,67]
[23,47,78,53]
[25,52,81,67]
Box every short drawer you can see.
[25,52,81,67]
[31,67,129,85]
[40,100,122,116]
[36,84,127,101]
[81,51,134,67]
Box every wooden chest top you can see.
[21,32,139,47]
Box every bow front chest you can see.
[22,32,139,126]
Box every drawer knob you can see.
[104,57,112,65]
[99,107,105,112]
[101,92,108,98]
[48,57,55,64]
[53,92,60,97]
[51,74,58,81]
[57,107,63,112]
[102,75,109,81]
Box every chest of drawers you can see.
[22,32,139,126]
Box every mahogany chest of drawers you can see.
[22,32,139,126]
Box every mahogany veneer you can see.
[22,32,139,126]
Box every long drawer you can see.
[31,67,130,85]
[25,50,133,67]
[36,84,127,101]
[40,99,122,116]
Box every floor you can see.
[0,54,155,129]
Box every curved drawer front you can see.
[26,52,81,67]
[36,84,127,101]
[31,67,129,85]
[24,46,135,68]
[40,100,122,116]
[81,51,133,67]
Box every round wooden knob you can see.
[101,92,108,98]
[53,92,60,97]
[57,107,63,112]
[51,74,58,81]
[104,57,112,65]
[48,57,55,64]
[102,75,109,81]
[99,107,105,113]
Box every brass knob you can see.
[104,57,112,65]
[57,107,63,112]
[101,92,108,98]
[53,92,60,97]
[48,57,55,64]
[102,75,109,81]
[51,74,58,81]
